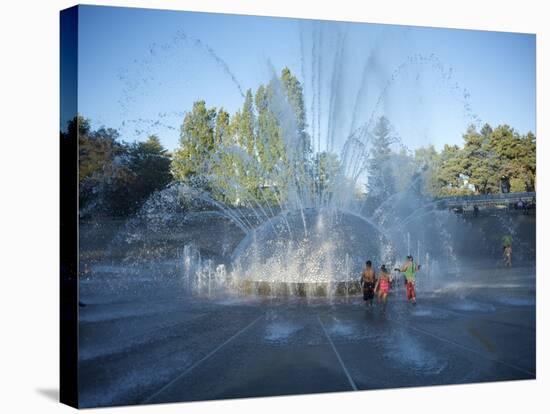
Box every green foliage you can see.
[126,135,173,210]
[76,115,172,217]
[461,125,493,193]
[76,116,125,183]
[172,100,217,181]
[436,144,467,194]
[315,151,341,194]
[399,123,535,197]
[392,148,417,194]
[280,67,307,134]
[509,177,526,192]
[367,116,396,203]
[413,145,440,196]
[76,62,536,217]
[171,67,314,207]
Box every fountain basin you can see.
[231,209,385,286]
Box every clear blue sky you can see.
[73,5,536,153]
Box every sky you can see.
[72,5,536,154]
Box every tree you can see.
[214,108,230,146]
[170,68,313,207]
[280,67,307,136]
[126,135,172,211]
[76,114,174,217]
[435,144,468,195]
[522,131,536,191]
[279,68,313,203]
[172,100,217,182]
[211,102,257,205]
[413,145,441,196]
[314,151,341,197]
[460,125,499,194]
[391,147,416,194]
[252,69,313,204]
[425,124,537,196]
[366,116,396,203]
[239,90,256,155]
[490,125,536,193]
[255,83,284,173]
[77,116,136,216]
[78,118,125,183]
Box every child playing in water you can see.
[503,245,512,267]
[399,255,420,305]
[375,265,391,312]
[361,260,376,307]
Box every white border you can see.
[1,1,547,413]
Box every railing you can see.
[436,192,536,208]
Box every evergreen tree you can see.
[279,68,313,202]
[435,144,468,195]
[314,151,341,196]
[126,135,172,211]
[172,100,217,182]
[254,82,288,203]
[489,125,534,192]
[77,115,173,217]
[522,131,536,191]
[414,145,440,196]
[255,84,284,173]
[367,116,396,203]
[461,125,499,194]
[239,89,256,155]
[214,108,230,146]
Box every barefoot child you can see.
[399,255,420,305]
[375,265,391,312]
[361,260,376,307]
[503,245,512,267]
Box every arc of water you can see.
[190,189,252,234]
[317,25,323,155]
[347,53,482,182]
[370,172,426,219]
[310,22,317,154]
[326,31,346,156]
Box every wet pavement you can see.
[78,264,536,408]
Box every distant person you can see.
[504,245,513,267]
[502,235,513,249]
[398,255,420,305]
[473,204,479,217]
[361,260,376,307]
[374,265,391,312]
[517,199,524,211]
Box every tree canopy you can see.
[72,65,536,218]
[73,116,173,217]
[366,121,536,200]
[171,67,315,207]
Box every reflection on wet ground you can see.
[78,262,535,408]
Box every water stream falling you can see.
[99,20,531,299]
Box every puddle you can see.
[264,322,301,343]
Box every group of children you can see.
[360,255,420,311]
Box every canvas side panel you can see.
[60,5,79,408]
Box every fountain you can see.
[83,22,534,302]
[230,208,384,296]
[72,11,537,408]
